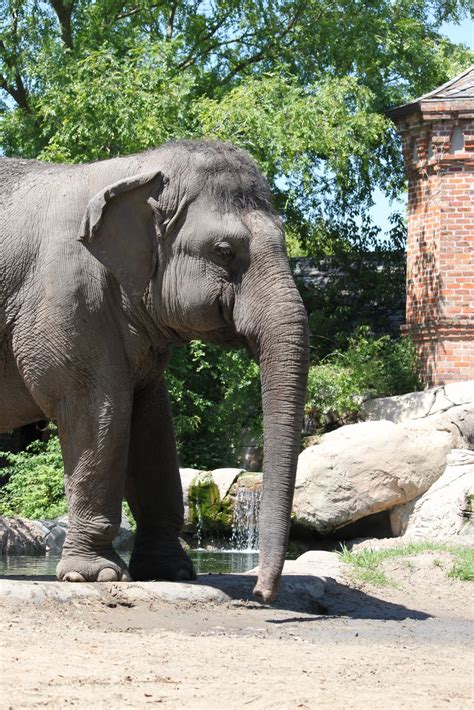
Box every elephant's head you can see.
[79,141,309,602]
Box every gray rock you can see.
[44,525,67,553]
[0,569,330,611]
[390,449,474,538]
[179,467,249,532]
[0,517,47,556]
[113,516,135,551]
[37,520,56,531]
[211,468,244,502]
[361,380,474,424]
[256,551,345,584]
[293,406,472,533]
[0,580,102,602]
[179,467,202,527]
[2,515,134,555]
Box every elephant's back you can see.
[0,159,88,319]
[0,158,65,209]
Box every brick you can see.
[395,98,473,386]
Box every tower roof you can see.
[387,65,474,120]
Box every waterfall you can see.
[195,491,204,549]
[230,487,261,552]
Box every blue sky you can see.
[441,17,474,47]
[371,17,473,232]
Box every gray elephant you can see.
[0,141,309,603]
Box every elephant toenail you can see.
[63,572,86,582]
[97,568,119,582]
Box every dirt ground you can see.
[1,551,473,709]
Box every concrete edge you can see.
[0,552,344,606]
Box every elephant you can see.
[0,141,309,603]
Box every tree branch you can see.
[166,1,178,40]
[220,6,304,84]
[49,0,76,49]
[177,11,232,70]
[0,71,30,111]
[115,6,142,22]
[0,40,30,111]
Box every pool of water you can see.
[190,549,259,574]
[0,549,260,578]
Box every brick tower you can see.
[388,66,474,386]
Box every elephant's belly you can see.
[0,354,45,433]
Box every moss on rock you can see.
[187,470,263,541]
[188,472,234,535]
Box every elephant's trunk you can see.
[235,232,309,603]
[254,308,309,602]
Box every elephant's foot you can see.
[57,550,131,582]
[129,538,196,582]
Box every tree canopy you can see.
[1,0,472,242]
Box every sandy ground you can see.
[1,551,473,709]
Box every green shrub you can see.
[0,434,67,519]
[306,327,421,430]
[0,434,135,525]
[167,342,262,469]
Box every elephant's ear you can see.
[78,171,165,304]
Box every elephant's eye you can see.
[213,242,234,266]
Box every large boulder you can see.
[1,515,134,556]
[360,380,474,425]
[0,517,46,555]
[31,518,68,553]
[293,405,472,534]
[180,467,244,535]
[179,468,202,529]
[390,449,474,538]
[210,468,244,502]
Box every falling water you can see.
[195,495,204,549]
[230,487,261,552]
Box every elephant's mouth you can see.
[217,283,235,327]
[201,326,248,350]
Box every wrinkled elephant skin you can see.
[0,141,309,602]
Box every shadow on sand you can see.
[194,573,432,621]
[1,571,431,622]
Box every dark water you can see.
[190,549,259,574]
[0,549,260,577]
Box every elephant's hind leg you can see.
[126,379,196,582]
[56,386,132,583]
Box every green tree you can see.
[1,1,472,468]
[1,0,472,237]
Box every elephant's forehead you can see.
[182,201,249,241]
[242,210,284,236]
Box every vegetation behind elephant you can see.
[0,141,309,603]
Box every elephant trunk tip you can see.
[253,577,279,604]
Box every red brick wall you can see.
[398,112,474,386]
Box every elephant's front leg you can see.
[56,389,132,582]
[126,379,196,582]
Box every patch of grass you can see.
[448,547,474,582]
[339,541,474,586]
[351,568,394,587]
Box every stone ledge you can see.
[0,551,343,611]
